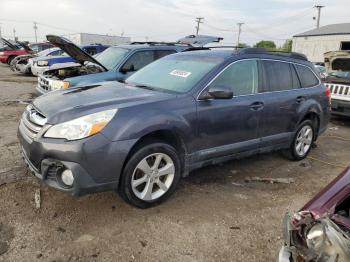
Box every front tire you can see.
[283,120,314,161]
[119,142,181,208]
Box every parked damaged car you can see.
[324,51,350,117]
[36,35,223,95]
[31,43,109,77]
[0,38,54,64]
[10,47,64,75]
[278,167,350,262]
[19,48,330,208]
[0,38,33,64]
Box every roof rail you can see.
[238,48,308,61]
[130,41,190,47]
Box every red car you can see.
[278,167,350,261]
[0,38,32,64]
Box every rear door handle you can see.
[250,101,264,111]
[296,96,306,104]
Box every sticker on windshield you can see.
[170,70,192,78]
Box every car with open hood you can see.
[324,51,350,117]
[10,47,64,75]
[31,43,109,77]
[35,35,223,95]
[278,166,350,262]
[18,48,330,208]
[0,38,33,64]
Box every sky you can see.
[0,0,349,46]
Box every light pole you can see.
[195,17,204,36]
[33,22,38,43]
[236,23,244,49]
[314,5,324,28]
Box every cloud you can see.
[0,0,348,46]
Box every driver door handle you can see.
[250,101,264,111]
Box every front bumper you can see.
[31,65,49,76]
[331,99,350,117]
[277,246,293,262]
[15,63,31,74]
[18,121,137,196]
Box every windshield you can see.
[37,48,58,57]
[95,47,129,70]
[330,71,350,79]
[126,55,223,93]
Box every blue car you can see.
[36,35,223,94]
[31,43,109,76]
[19,48,330,208]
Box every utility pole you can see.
[195,17,204,36]
[314,5,324,28]
[236,22,244,49]
[33,21,38,43]
[13,28,16,41]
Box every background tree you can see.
[237,43,250,48]
[281,39,293,52]
[254,40,276,50]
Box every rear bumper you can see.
[331,99,350,117]
[18,122,137,196]
[0,55,8,63]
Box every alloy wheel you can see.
[131,153,175,201]
[295,125,313,157]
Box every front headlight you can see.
[0,52,4,55]
[306,223,325,252]
[44,109,118,140]
[51,80,70,91]
[37,60,48,66]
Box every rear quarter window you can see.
[295,65,319,87]
[261,60,299,92]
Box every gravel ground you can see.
[0,63,349,262]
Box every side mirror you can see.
[202,85,233,100]
[120,64,135,74]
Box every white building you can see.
[63,33,130,46]
[292,23,350,63]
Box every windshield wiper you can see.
[126,82,156,91]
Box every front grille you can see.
[325,83,350,96]
[19,105,47,140]
[38,75,50,91]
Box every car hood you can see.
[46,35,107,71]
[325,75,350,85]
[1,38,18,50]
[33,81,174,124]
[301,166,350,218]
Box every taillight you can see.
[325,86,331,106]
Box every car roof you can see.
[109,43,188,51]
[169,48,311,65]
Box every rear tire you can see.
[7,56,15,65]
[118,142,181,208]
[283,120,314,161]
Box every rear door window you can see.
[123,50,155,71]
[295,65,320,87]
[155,50,176,59]
[210,60,259,96]
[260,60,296,92]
